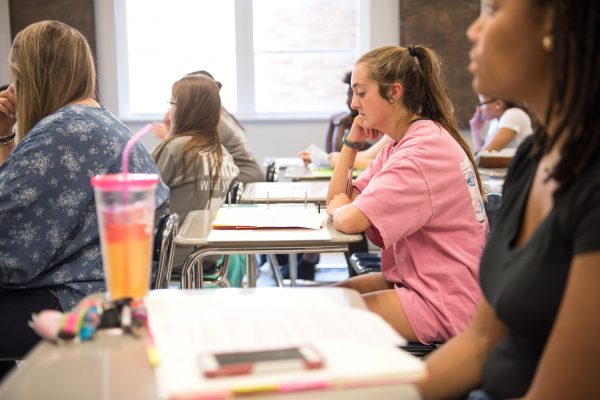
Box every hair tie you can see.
[408,45,417,57]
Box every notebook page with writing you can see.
[146,290,425,399]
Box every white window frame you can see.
[95,0,401,123]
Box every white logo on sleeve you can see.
[460,158,486,223]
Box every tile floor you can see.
[255,252,350,287]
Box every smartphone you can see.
[197,346,325,378]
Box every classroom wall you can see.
[0,0,10,84]
[0,0,478,163]
[399,0,480,127]
[0,0,400,162]
[102,0,402,162]
[8,0,96,56]
[219,0,401,163]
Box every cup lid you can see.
[90,173,159,190]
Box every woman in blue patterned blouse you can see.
[0,20,169,377]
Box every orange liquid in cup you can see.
[103,219,152,300]
[91,173,159,301]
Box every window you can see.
[117,0,366,120]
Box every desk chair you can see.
[265,160,278,182]
[483,192,502,229]
[153,212,179,289]
[226,179,245,205]
[199,179,251,288]
[225,177,286,287]
[348,251,382,275]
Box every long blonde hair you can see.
[359,45,483,194]
[153,75,223,201]
[9,20,96,140]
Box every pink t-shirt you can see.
[353,120,488,343]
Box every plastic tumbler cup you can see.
[91,173,159,301]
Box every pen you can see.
[231,380,330,395]
[344,166,353,197]
[145,319,160,367]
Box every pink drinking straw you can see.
[121,123,154,175]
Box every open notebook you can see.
[145,290,425,399]
[211,203,324,230]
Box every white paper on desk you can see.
[146,292,424,399]
[212,203,324,230]
[478,148,516,158]
[478,167,508,178]
[275,157,305,168]
[307,144,331,168]
[208,226,331,242]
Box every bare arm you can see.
[0,84,17,165]
[523,252,600,399]
[357,135,389,166]
[0,134,15,166]
[326,116,379,233]
[326,132,360,206]
[150,111,171,141]
[482,127,516,151]
[329,135,390,169]
[418,299,507,400]
[330,203,372,233]
[469,106,485,152]
[326,115,379,205]
[325,142,363,232]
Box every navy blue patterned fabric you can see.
[0,105,169,310]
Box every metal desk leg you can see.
[268,254,285,288]
[181,250,204,289]
[289,254,297,287]
[246,254,257,288]
[194,258,203,289]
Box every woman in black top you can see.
[418,0,600,399]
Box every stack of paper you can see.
[146,290,425,399]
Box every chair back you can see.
[153,212,179,289]
[265,160,278,182]
[226,179,245,205]
[483,192,503,229]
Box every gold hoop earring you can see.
[542,35,553,52]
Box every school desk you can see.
[0,288,423,400]
[174,209,362,289]
[240,181,329,204]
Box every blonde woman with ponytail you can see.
[327,45,488,344]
